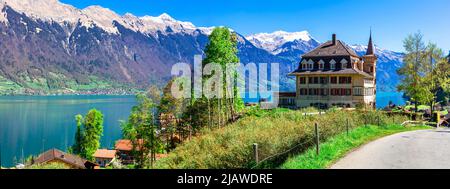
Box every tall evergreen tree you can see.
[72,115,84,155]
[121,94,162,168]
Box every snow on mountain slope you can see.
[1,0,213,35]
[81,5,137,34]
[0,1,6,23]
[351,45,403,62]
[246,31,317,53]
[1,0,90,25]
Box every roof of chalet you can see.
[93,149,117,159]
[115,139,143,151]
[33,149,97,169]
[289,68,374,79]
[302,39,360,58]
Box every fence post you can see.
[315,123,320,155]
[346,118,349,136]
[253,143,259,165]
[364,116,367,127]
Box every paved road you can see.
[331,128,450,169]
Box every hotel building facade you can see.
[278,33,377,109]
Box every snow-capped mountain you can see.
[0,0,211,35]
[247,31,320,55]
[0,0,404,94]
[350,45,404,91]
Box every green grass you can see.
[404,105,430,111]
[155,109,409,169]
[281,124,431,169]
[26,162,71,169]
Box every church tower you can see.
[363,31,377,77]
[362,31,377,108]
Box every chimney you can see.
[332,34,336,45]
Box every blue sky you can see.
[61,0,450,53]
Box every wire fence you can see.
[251,138,315,169]
[250,112,410,169]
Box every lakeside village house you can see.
[277,33,377,109]
[30,139,168,169]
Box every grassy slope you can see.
[155,108,409,169]
[281,124,431,169]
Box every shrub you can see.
[155,109,408,169]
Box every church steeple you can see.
[366,30,374,55]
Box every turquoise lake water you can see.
[0,92,405,167]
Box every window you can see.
[308,59,314,70]
[333,88,341,96]
[320,88,328,96]
[330,59,336,70]
[341,59,348,69]
[299,77,306,84]
[300,88,308,95]
[301,60,307,70]
[345,89,352,96]
[338,77,352,84]
[331,76,337,84]
[353,87,363,96]
[320,77,328,84]
[319,60,324,70]
[364,88,374,96]
[309,77,319,84]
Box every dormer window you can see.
[341,59,348,69]
[318,60,324,70]
[307,59,314,70]
[301,60,307,70]
[330,59,336,70]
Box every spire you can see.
[366,29,374,55]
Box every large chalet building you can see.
[278,33,377,109]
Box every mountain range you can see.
[0,0,403,95]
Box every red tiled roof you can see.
[33,149,97,169]
[156,154,169,160]
[93,149,117,159]
[115,139,143,151]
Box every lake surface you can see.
[0,95,136,167]
[376,92,407,109]
[0,92,405,167]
